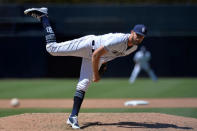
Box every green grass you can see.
[0,78,197,98]
[0,108,197,118]
[0,79,77,98]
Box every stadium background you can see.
[0,2,197,78]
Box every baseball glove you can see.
[99,63,107,76]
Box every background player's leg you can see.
[143,64,158,82]
[147,69,158,81]
[129,64,141,83]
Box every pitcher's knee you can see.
[76,79,91,92]
[46,43,58,56]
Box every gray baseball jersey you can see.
[94,33,137,63]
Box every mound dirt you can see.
[0,113,196,131]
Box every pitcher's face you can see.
[130,31,144,45]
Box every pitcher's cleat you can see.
[24,7,48,21]
[67,115,80,129]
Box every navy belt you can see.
[92,40,95,53]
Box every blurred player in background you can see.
[129,46,157,83]
[24,7,147,129]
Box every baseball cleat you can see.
[24,7,48,20]
[67,115,80,129]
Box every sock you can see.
[41,16,56,44]
[71,90,85,117]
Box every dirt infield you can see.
[0,113,197,131]
[1,98,197,108]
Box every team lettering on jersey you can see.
[46,26,54,33]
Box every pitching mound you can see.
[0,113,196,131]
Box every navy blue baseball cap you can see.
[133,24,147,37]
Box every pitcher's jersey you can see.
[93,33,138,62]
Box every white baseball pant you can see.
[46,35,101,92]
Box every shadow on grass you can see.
[81,121,193,130]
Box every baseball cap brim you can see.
[135,31,146,37]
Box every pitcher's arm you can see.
[92,46,107,82]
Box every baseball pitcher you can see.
[24,7,147,129]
